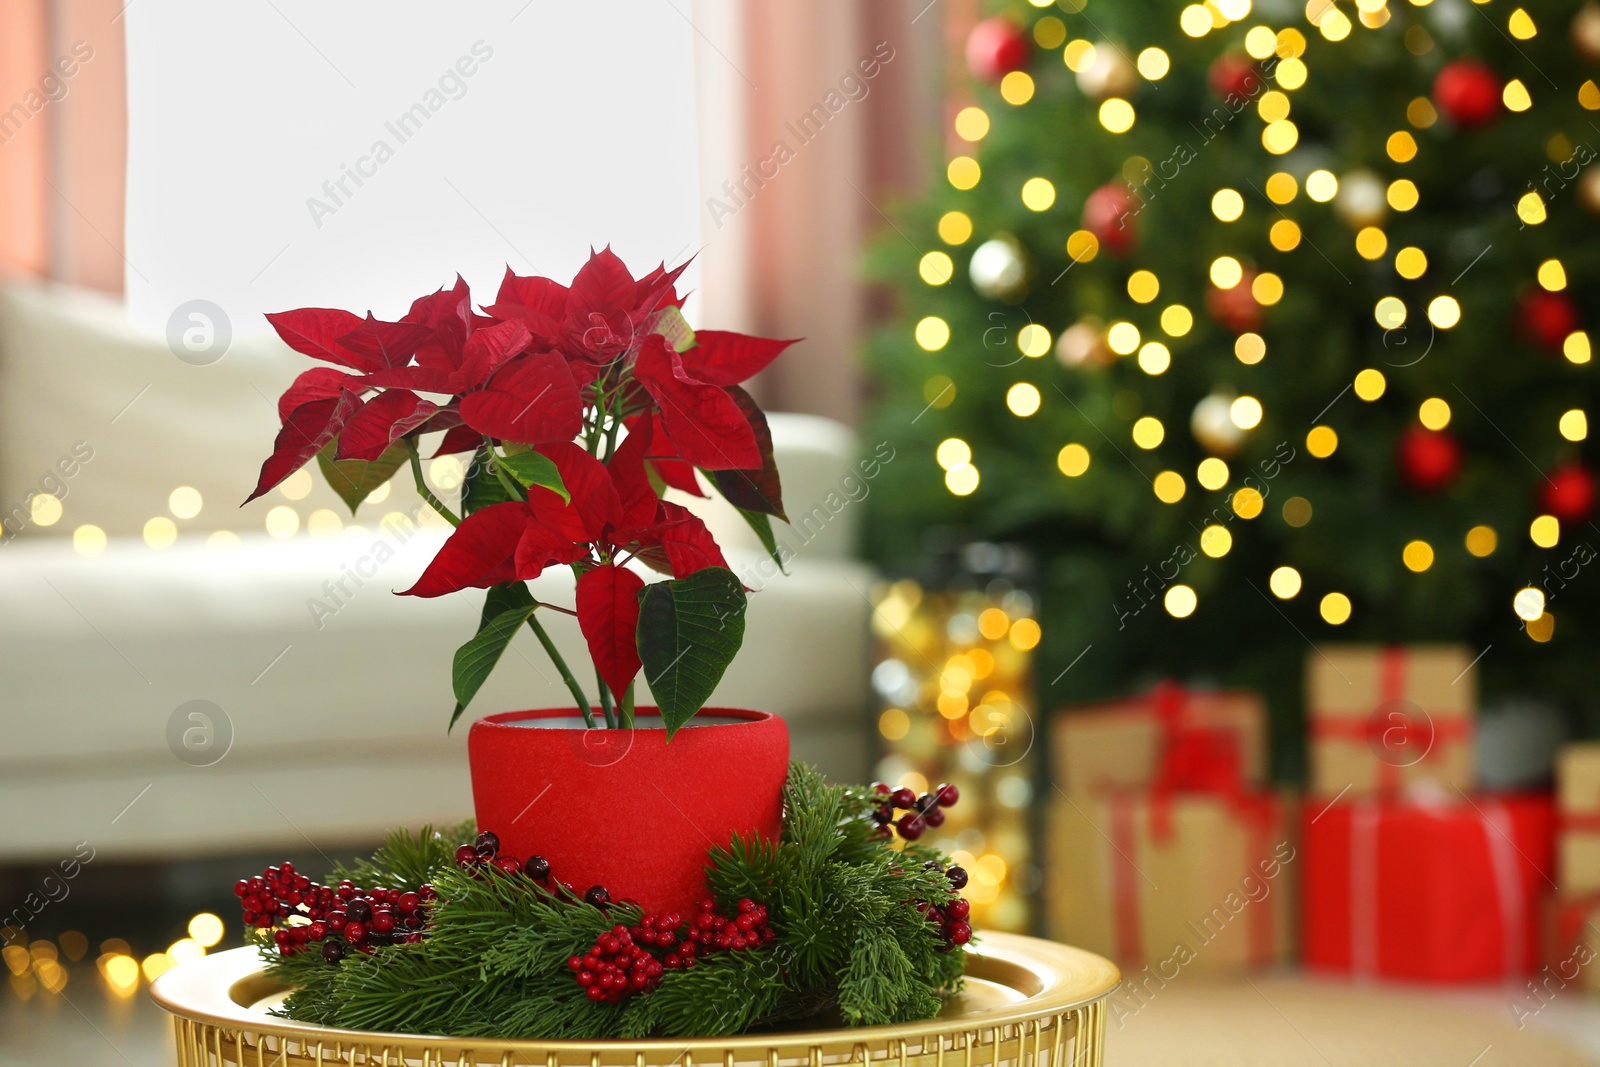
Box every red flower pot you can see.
[467,707,788,914]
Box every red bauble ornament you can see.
[1541,464,1596,521]
[1433,60,1502,128]
[1517,288,1581,352]
[1083,182,1139,257]
[1397,425,1463,492]
[1209,54,1261,100]
[966,18,1029,83]
[1206,270,1262,334]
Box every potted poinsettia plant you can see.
[247,249,797,911]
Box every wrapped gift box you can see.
[1306,645,1476,797]
[1301,794,1553,981]
[1052,684,1266,796]
[1558,743,1600,893]
[1045,789,1295,972]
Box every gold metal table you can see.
[150,932,1119,1067]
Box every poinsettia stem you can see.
[404,440,460,528]
[522,611,595,728]
[619,682,635,729]
[595,672,618,729]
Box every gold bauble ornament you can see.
[1574,3,1600,64]
[969,234,1030,302]
[1191,391,1247,456]
[1578,165,1600,215]
[1335,169,1389,229]
[1055,317,1114,368]
[1075,46,1138,100]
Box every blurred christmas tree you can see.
[863,0,1600,766]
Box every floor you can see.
[3,961,1599,1066]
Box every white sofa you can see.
[0,284,875,862]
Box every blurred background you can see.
[4,0,1600,1064]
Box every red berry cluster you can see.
[234,861,434,960]
[453,830,553,883]
[870,781,959,841]
[564,898,773,1002]
[920,861,973,949]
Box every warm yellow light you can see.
[1057,443,1090,477]
[1154,470,1187,503]
[429,455,465,490]
[1161,304,1193,337]
[1164,584,1198,618]
[945,464,980,496]
[1062,39,1097,72]
[1408,97,1438,128]
[104,954,139,993]
[1235,333,1266,364]
[1099,98,1136,133]
[1197,457,1230,490]
[936,438,971,471]
[1266,172,1298,204]
[1307,426,1338,458]
[1418,397,1451,430]
[306,508,341,539]
[878,708,910,741]
[1465,525,1497,557]
[1137,47,1171,80]
[1284,497,1313,527]
[1402,540,1434,572]
[141,954,173,982]
[1232,486,1264,519]
[1010,617,1042,651]
[1319,8,1352,39]
[279,468,312,501]
[948,156,981,190]
[1428,296,1461,329]
[1355,227,1388,260]
[1127,270,1160,303]
[1320,592,1352,625]
[1138,342,1172,375]
[978,608,1010,641]
[144,516,178,549]
[1034,15,1066,47]
[73,524,107,557]
[1566,331,1592,364]
[1531,514,1560,548]
[1230,396,1263,430]
[1244,25,1277,59]
[1258,90,1291,123]
[166,486,203,520]
[1354,368,1387,400]
[1107,321,1141,355]
[1269,566,1302,598]
[1528,612,1555,642]
[1212,188,1245,221]
[1021,177,1057,211]
[1374,297,1407,330]
[1582,81,1600,111]
[1306,170,1338,202]
[1275,57,1307,89]
[1018,324,1051,357]
[1517,192,1547,225]
[919,251,954,285]
[1387,179,1419,211]
[954,106,990,141]
[264,506,299,540]
[1180,5,1213,36]
[1251,272,1283,306]
[1132,416,1165,449]
[915,316,950,351]
[938,211,973,245]
[1514,586,1546,621]
[1200,525,1233,558]
[924,376,954,409]
[1262,119,1299,154]
[1508,7,1536,38]
[188,914,225,948]
[1066,230,1100,262]
[1006,383,1041,417]
[1000,71,1035,105]
[1270,219,1302,251]
[1387,131,1418,163]
[1503,79,1532,112]
[1560,409,1588,442]
[1538,259,1568,291]
[1210,256,1244,289]
[1395,246,1427,278]
[30,494,62,527]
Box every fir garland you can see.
[247,764,970,1039]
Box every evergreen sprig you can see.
[258,764,967,1039]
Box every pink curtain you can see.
[0,0,127,292]
[694,0,948,426]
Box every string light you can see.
[1394,247,1427,278]
[1235,333,1266,364]
[1099,98,1135,133]
[1530,514,1560,548]
[1319,592,1352,624]
[1212,189,1245,221]
[1210,256,1244,288]
[919,252,954,285]
[1465,525,1498,557]
[1269,566,1302,598]
[73,525,107,557]
[1197,457,1230,489]
[1161,305,1194,336]
[1057,443,1090,477]
[1137,47,1170,79]
[1307,426,1338,457]
[936,439,971,471]
[1132,416,1165,449]
[1006,383,1041,417]
[1266,173,1298,203]
[946,465,980,496]
[1354,368,1387,400]
[1232,486,1264,518]
[1127,270,1161,302]
[1200,525,1233,557]
[1538,259,1567,290]
[1138,342,1172,375]
[1560,409,1588,441]
[1021,178,1056,211]
[1305,170,1338,202]
[1418,398,1451,430]
[1107,321,1141,354]
[1402,540,1434,572]
[938,211,973,245]
[1513,586,1545,621]
[1270,219,1302,250]
[1164,584,1198,617]
[144,516,178,549]
[954,107,990,141]
[999,72,1035,106]
[1018,324,1051,357]
[915,317,950,351]
[1154,471,1187,503]
[1565,331,1592,364]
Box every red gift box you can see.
[1301,794,1554,981]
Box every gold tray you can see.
[150,933,1119,1067]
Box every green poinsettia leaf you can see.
[733,507,786,574]
[636,567,747,738]
[316,441,408,515]
[497,450,569,502]
[449,583,537,731]
[461,444,512,515]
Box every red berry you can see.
[474,830,500,857]
[233,880,249,897]
[322,940,345,963]
[494,856,522,876]
[897,813,926,841]
[925,807,946,828]
[936,783,960,807]
[525,855,551,882]
[346,899,372,923]
[585,886,610,908]
[397,892,421,914]
[948,898,971,921]
[418,884,437,901]
[946,866,969,890]
[454,844,479,868]
[372,912,396,934]
[344,922,367,944]
[871,781,890,795]
[890,788,916,810]
[947,920,973,946]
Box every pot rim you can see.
[471,706,777,734]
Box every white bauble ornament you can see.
[1335,169,1388,229]
[1191,392,1247,455]
[1076,46,1138,99]
[969,234,1030,302]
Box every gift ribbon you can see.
[1105,790,1145,965]
[1310,645,1474,794]
[1345,796,1527,978]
